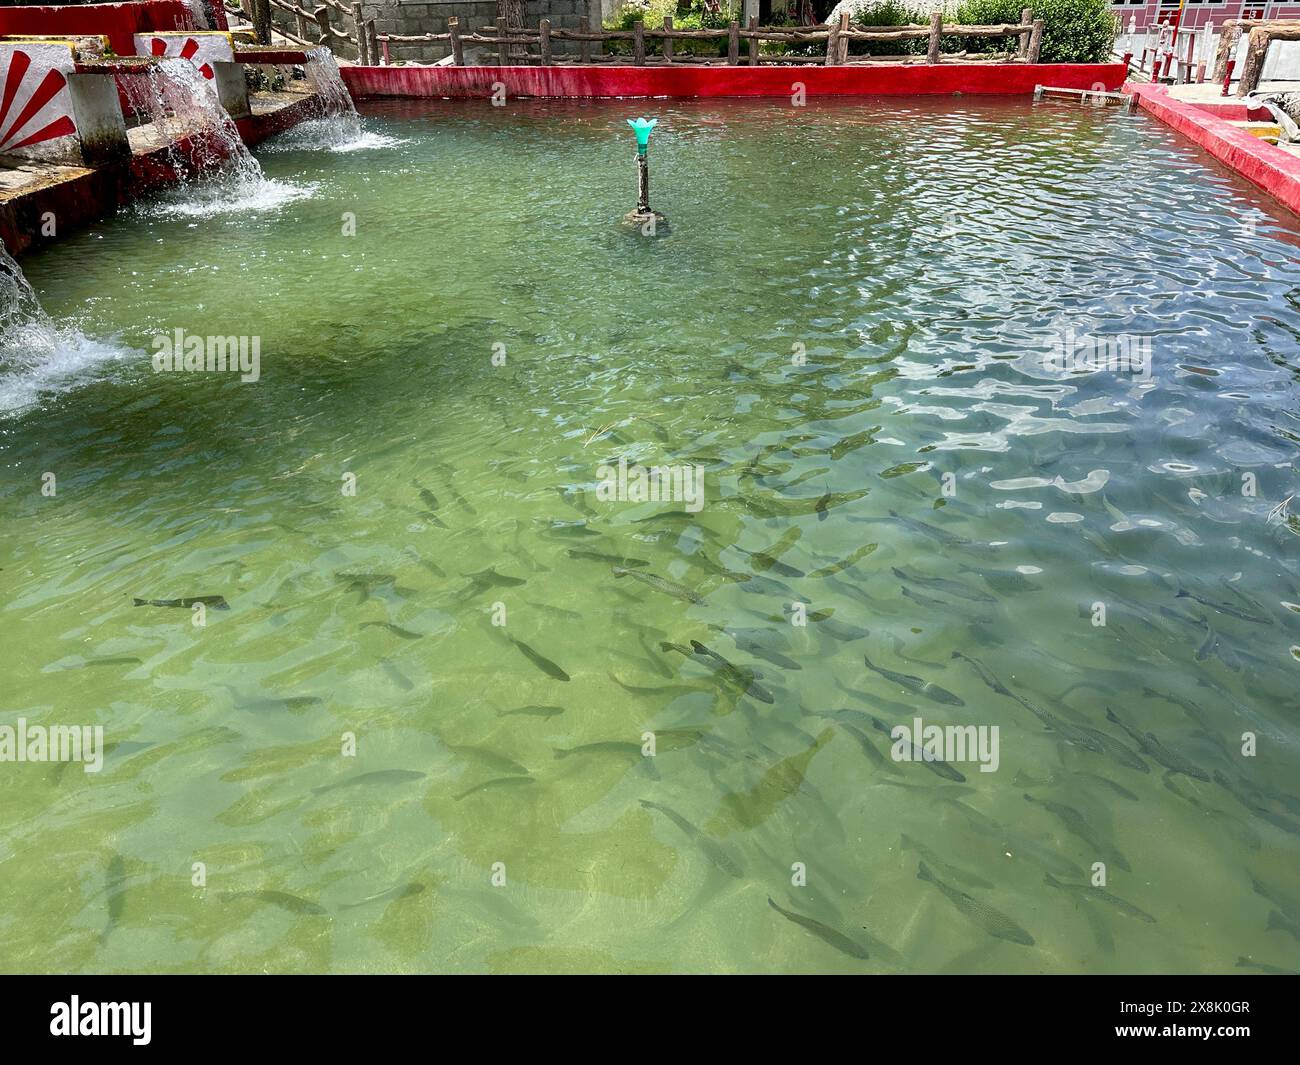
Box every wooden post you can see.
[351,3,367,65]
[825,12,841,65]
[634,20,645,66]
[314,6,333,53]
[728,21,739,65]
[837,10,849,64]
[252,0,271,44]
[496,16,509,65]
[1237,27,1271,97]
[1028,19,1043,63]
[1213,20,1239,83]
[663,15,674,64]
[580,15,592,65]
[1017,7,1032,59]
[366,19,379,66]
[540,18,552,65]
[449,16,463,65]
[927,10,942,64]
[748,15,758,67]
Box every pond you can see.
[2,96,1298,974]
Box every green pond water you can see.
[2,97,1299,974]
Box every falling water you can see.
[262,48,405,153]
[0,240,127,414]
[123,58,313,216]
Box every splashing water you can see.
[0,241,130,414]
[262,48,406,153]
[123,58,313,217]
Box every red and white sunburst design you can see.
[0,44,77,155]
[133,32,235,81]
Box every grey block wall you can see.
[278,1,604,64]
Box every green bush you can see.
[850,0,931,57]
[955,0,1117,63]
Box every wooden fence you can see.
[225,4,1043,69]
[1212,19,1300,97]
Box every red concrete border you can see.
[0,2,194,57]
[1128,82,1300,217]
[342,62,1126,100]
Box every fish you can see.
[640,800,743,878]
[454,776,535,801]
[340,882,426,909]
[463,566,527,591]
[497,705,565,718]
[608,672,703,697]
[509,637,570,682]
[738,543,804,578]
[815,617,871,643]
[815,490,832,521]
[613,567,704,605]
[101,854,127,943]
[1236,957,1299,975]
[380,657,413,691]
[815,713,902,776]
[727,634,802,672]
[133,595,229,609]
[69,656,143,668]
[853,509,970,546]
[1176,588,1272,625]
[954,652,1147,772]
[868,716,966,783]
[361,621,423,640]
[807,542,878,578]
[554,741,644,760]
[767,897,870,960]
[1250,873,1300,918]
[446,745,529,776]
[689,640,775,704]
[556,487,597,517]
[222,890,328,916]
[892,567,996,604]
[917,861,1034,945]
[709,730,834,834]
[567,548,649,568]
[1023,793,1130,872]
[1267,910,1300,941]
[417,488,448,527]
[900,833,994,890]
[1105,708,1209,781]
[1042,872,1156,923]
[1214,771,1300,836]
[312,769,426,794]
[863,653,964,707]
[403,550,446,578]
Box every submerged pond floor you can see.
[2,98,1299,974]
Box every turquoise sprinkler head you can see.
[626,117,657,156]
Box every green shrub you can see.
[954,0,1116,63]
[850,0,931,58]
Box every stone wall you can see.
[277,0,604,64]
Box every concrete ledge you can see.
[1128,81,1300,218]
[341,62,1127,100]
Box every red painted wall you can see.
[0,2,194,57]
[1129,82,1300,217]
[341,63,1127,100]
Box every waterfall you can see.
[0,240,127,415]
[262,49,405,153]
[124,58,313,217]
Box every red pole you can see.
[1222,58,1236,96]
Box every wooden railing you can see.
[222,6,1043,69]
[1212,18,1300,96]
[379,11,1044,67]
